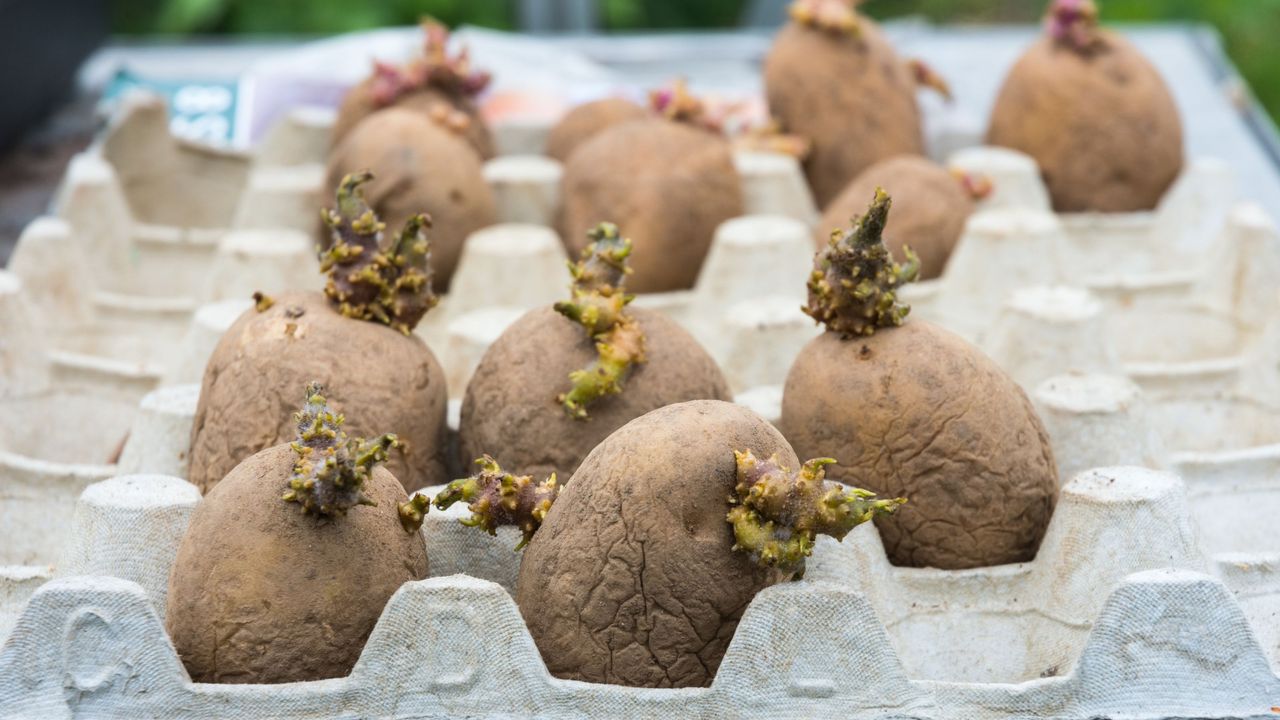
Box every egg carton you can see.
[1030,370,1280,656]
[0,365,1267,619]
[5,96,819,399]
[13,89,1253,407]
[4,327,1280,715]
[4,455,1280,719]
[3,99,1273,568]
[3,99,1271,573]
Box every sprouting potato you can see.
[189,172,449,493]
[764,0,925,207]
[783,189,1059,569]
[987,0,1183,212]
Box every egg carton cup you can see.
[1031,369,1280,615]
[0,382,195,569]
[5,461,1280,718]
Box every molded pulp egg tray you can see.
[4,92,1280,718]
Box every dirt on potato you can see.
[166,443,428,683]
[559,119,744,293]
[986,32,1183,212]
[781,321,1058,569]
[460,306,731,481]
[819,155,975,280]
[516,400,794,688]
[189,292,449,494]
[545,98,648,163]
[327,108,496,291]
[764,18,924,208]
[333,79,494,160]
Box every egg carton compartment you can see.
[1031,370,1280,650]
[2,461,1280,718]
[0,379,194,570]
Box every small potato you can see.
[781,321,1059,569]
[460,306,731,480]
[545,97,648,163]
[987,31,1183,212]
[559,119,744,293]
[764,15,924,207]
[334,81,494,160]
[820,156,976,280]
[166,443,428,683]
[189,292,449,494]
[327,108,496,291]
[516,400,794,688]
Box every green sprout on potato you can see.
[728,449,906,574]
[397,494,432,534]
[319,171,439,335]
[282,382,399,518]
[804,187,920,338]
[554,222,647,419]
[433,455,560,550]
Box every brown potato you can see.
[459,306,731,480]
[166,443,428,683]
[986,32,1183,212]
[820,156,975,280]
[333,80,494,160]
[559,119,744,293]
[327,108,496,291]
[189,292,449,493]
[544,98,648,163]
[516,400,794,688]
[781,321,1058,569]
[764,17,924,207]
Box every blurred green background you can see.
[112,0,1280,122]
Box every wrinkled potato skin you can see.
[781,322,1058,569]
[986,32,1184,212]
[764,19,924,208]
[166,443,428,683]
[333,78,494,159]
[189,292,449,494]
[545,98,648,163]
[460,306,731,480]
[819,155,975,280]
[327,108,496,291]
[560,119,744,293]
[517,400,794,688]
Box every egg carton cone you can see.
[482,155,562,227]
[1030,372,1280,593]
[0,272,51,399]
[4,463,1280,717]
[0,382,199,569]
[980,201,1280,402]
[1028,372,1280,677]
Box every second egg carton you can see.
[1,451,1278,719]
